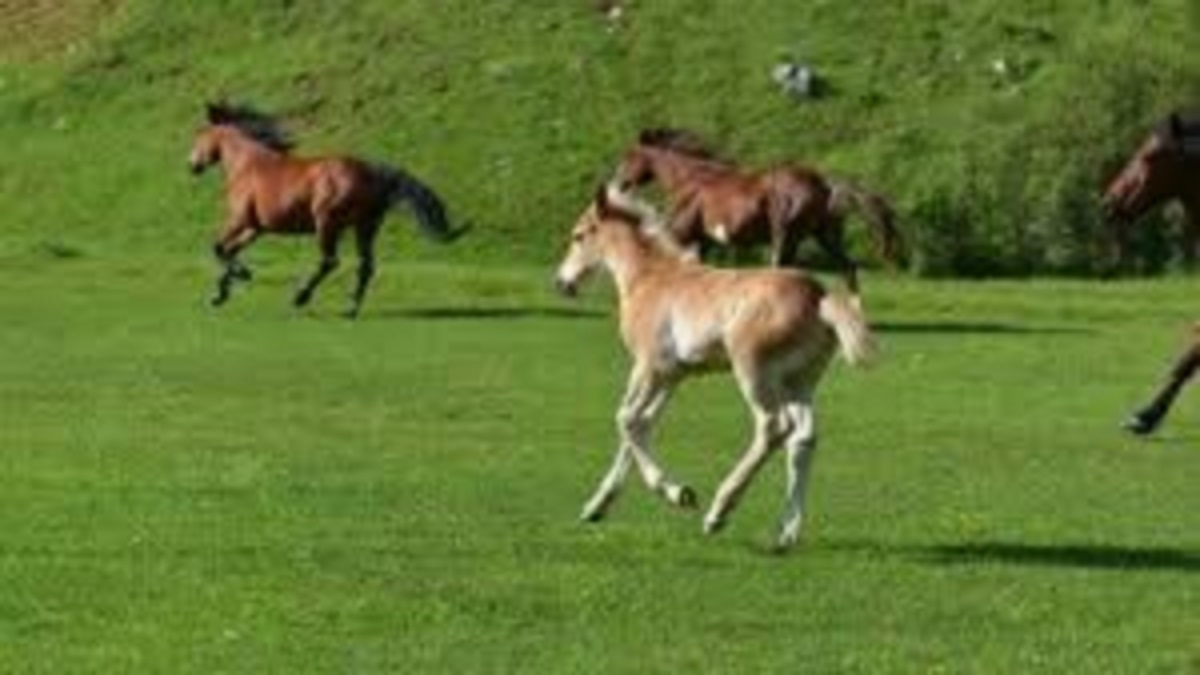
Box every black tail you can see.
[374,163,466,243]
[828,180,905,268]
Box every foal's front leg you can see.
[581,367,691,522]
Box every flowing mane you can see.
[637,127,728,163]
[206,101,295,153]
[602,184,695,261]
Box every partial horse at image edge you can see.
[1104,109,1200,434]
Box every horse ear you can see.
[594,184,613,217]
[205,102,223,124]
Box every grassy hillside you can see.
[1,1,1199,274]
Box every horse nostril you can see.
[554,278,577,298]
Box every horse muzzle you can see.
[554,277,579,298]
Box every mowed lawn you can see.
[0,255,1197,673]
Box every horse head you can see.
[612,145,656,191]
[1101,113,1196,261]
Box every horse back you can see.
[237,154,382,231]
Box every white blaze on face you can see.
[556,243,588,288]
[712,222,731,244]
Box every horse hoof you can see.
[1122,413,1158,436]
[292,292,312,308]
[341,308,361,320]
[702,516,725,536]
[675,485,698,510]
[580,509,606,524]
[210,294,228,307]
[775,527,801,551]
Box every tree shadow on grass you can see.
[872,321,1093,336]
[366,305,606,321]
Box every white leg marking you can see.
[777,401,816,548]
[580,446,633,522]
[587,368,689,518]
[703,408,779,535]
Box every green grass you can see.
[1,256,1197,673]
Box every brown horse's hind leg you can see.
[345,219,382,319]
[1125,334,1200,435]
[293,227,341,309]
[815,220,860,295]
[770,223,803,268]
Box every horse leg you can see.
[1124,335,1200,435]
[210,226,258,307]
[1180,198,1200,270]
[777,399,817,549]
[1180,223,1200,270]
[816,222,860,296]
[581,374,677,521]
[345,218,382,319]
[770,221,804,268]
[604,366,694,512]
[703,361,787,535]
[293,227,341,309]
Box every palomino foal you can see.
[556,186,874,548]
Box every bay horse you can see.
[188,102,463,317]
[1102,109,1200,265]
[555,185,875,549]
[1103,110,1200,434]
[611,128,904,295]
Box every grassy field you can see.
[1,254,1197,673]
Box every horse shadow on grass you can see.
[871,321,1093,336]
[366,305,606,321]
[827,539,1200,572]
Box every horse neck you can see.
[218,129,285,176]
[644,148,709,196]
[601,226,675,298]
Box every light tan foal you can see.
[555,186,875,549]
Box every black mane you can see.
[205,101,295,152]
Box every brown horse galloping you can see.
[188,102,464,317]
[611,128,904,294]
[1104,110,1200,435]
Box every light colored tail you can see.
[818,290,876,367]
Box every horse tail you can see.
[829,180,905,267]
[374,163,466,243]
[818,288,876,367]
